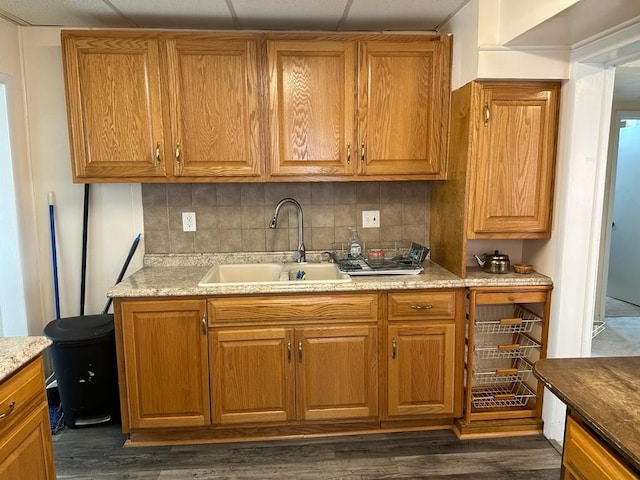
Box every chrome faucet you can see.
[269,198,306,263]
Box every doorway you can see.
[0,79,29,336]
[593,111,640,356]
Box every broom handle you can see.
[102,233,141,315]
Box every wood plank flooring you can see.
[52,423,562,479]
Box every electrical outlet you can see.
[362,210,380,228]
[182,212,196,232]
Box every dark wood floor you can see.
[52,423,562,479]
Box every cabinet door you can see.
[267,40,356,177]
[358,38,450,178]
[296,326,378,421]
[387,324,455,417]
[166,36,263,178]
[61,33,166,180]
[469,82,560,237]
[120,299,210,429]
[210,328,294,424]
[0,403,55,480]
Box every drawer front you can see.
[209,293,378,325]
[387,291,457,321]
[474,290,548,305]
[564,416,638,480]
[0,357,45,435]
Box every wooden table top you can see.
[534,356,640,473]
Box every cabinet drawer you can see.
[0,357,45,435]
[387,291,457,321]
[209,294,378,325]
[563,415,638,480]
[474,290,548,305]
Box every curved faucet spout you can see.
[269,198,306,263]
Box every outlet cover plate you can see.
[362,210,380,228]
[182,212,196,232]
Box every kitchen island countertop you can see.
[0,336,51,382]
[534,356,640,474]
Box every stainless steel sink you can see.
[198,262,351,286]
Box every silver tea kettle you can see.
[474,250,510,274]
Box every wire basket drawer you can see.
[472,358,534,386]
[471,382,536,409]
[473,304,543,334]
[474,333,541,359]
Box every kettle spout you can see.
[474,254,486,267]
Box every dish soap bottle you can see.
[348,226,362,258]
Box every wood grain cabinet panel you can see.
[62,34,167,180]
[62,31,265,182]
[267,40,356,177]
[385,290,463,420]
[166,36,263,178]
[210,328,294,425]
[0,357,55,480]
[267,34,451,181]
[563,415,639,480]
[469,83,560,237]
[120,299,210,429]
[358,40,450,177]
[387,324,456,417]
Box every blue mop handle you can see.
[48,192,60,320]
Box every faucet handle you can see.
[292,251,302,262]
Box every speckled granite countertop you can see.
[0,336,51,383]
[107,253,552,298]
[534,357,640,474]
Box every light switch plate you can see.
[362,210,380,228]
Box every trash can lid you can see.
[43,314,114,343]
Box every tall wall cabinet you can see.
[430,81,561,277]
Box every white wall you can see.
[0,23,145,335]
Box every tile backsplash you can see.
[142,182,430,255]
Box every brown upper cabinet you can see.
[61,30,451,183]
[267,34,452,181]
[61,31,264,183]
[430,81,560,277]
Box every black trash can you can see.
[44,314,120,428]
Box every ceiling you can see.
[0,0,468,32]
[0,0,638,102]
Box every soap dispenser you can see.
[348,226,362,258]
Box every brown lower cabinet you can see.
[0,357,56,480]
[114,289,464,445]
[562,414,639,480]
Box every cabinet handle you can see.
[391,338,397,360]
[346,142,351,165]
[201,314,206,336]
[410,304,433,310]
[298,341,303,363]
[175,142,181,164]
[287,342,291,362]
[360,142,366,163]
[483,103,490,126]
[0,401,15,420]
[155,142,161,164]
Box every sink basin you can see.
[198,263,284,286]
[286,263,351,282]
[198,262,351,286]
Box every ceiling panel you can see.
[109,0,235,29]
[0,0,131,27]
[231,0,348,31]
[342,0,467,31]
